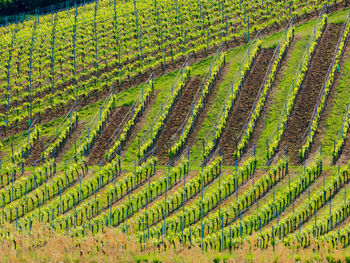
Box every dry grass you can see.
[1,224,350,263]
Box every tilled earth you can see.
[87,106,130,165]
[277,23,343,165]
[156,76,202,165]
[218,48,275,165]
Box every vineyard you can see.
[2,0,350,262]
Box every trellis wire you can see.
[266,8,327,156]
[202,31,261,160]
[301,11,350,148]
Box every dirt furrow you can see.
[156,76,202,165]
[308,26,350,164]
[338,132,350,166]
[87,106,130,166]
[245,38,298,164]
[56,121,86,164]
[218,49,274,165]
[24,136,47,166]
[277,23,343,165]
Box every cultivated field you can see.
[1,0,350,262]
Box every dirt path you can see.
[308,27,350,164]
[3,3,349,140]
[185,61,234,160]
[156,76,202,165]
[56,121,86,164]
[25,121,84,166]
[276,23,343,165]
[246,38,298,164]
[218,49,274,165]
[120,91,159,160]
[24,136,47,166]
[338,132,350,165]
[87,106,130,165]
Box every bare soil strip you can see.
[87,106,130,165]
[24,136,47,166]
[218,49,274,166]
[55,121,86,164]
[246,39,298,164]
[277,23,343,165]
[338,132,350,165]
[310,38,350,165]
[156,76,202,165]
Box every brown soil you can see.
[120,91,159,159]
[180,60,233,165]
[218,49,275,165]
[276,23,343,165]
[3,4,349,140]
[335,42,350,166]
[24,136,47,166]
[54,121,86,164]
[246,39,298,164]
[87,106,130,166]
[156,76,202,165]
[309,29,350,164]
[338,132,350,166]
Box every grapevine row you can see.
[234,22,294,160]
[300,13,350,162]
[266,11,327,160]
[202,36,261,159]
[168,49,226,159]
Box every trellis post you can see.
[201,161,204,251]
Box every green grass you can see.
[61,85,142,164]
[122,56,214,167]
[2,7,350,171]
[0,84,144,170]
[189,17,319,167]
[255,32,312,164]
[189,44,250,166]
[121,7,350,169]
[328,7,350,24]
[249,8,350,165]
[322,51,350,159]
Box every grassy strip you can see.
[255,34,311,164]
[189,45,249,166]
[122,58,214,166]
[323,49,350,159]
